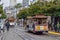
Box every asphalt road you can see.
[1,26,60,40]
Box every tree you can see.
[17,0,60,31]
[17,0,60,18]
[15,3,21,8]
[17,8,28,19]
[0,5,6,19]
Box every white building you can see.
[4,0,17,18]
[4,7,17,18]
[10,0,17,7]
[22,0,29,7]
[0,0,17,9]
[29,0,37,5]
[0,0,10,9]
[22,0,37,7]
[0,0,2,5]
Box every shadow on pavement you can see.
[26,31,48,35]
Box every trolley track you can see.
[14,29,36,40]
[15,27,60,40]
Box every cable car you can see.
[26,15,49,33]
[8,17,15,27]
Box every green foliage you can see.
[57,22,60,28]
[0,5,6,19]
[15,3,21,8]
[0,5,3,13]
[17,8,28,19]
[17,0,60,19]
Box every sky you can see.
[0,0,22,9]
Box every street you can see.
[0,26,60,40]
[0,0,60,40]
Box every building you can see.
[0,0,2,5]
[10,0,17,7]
[4,0,17,18]
[4,7,17,18]
[22,0,38,7]
[0,0,17,9]
[22,0,29,7]
[0,0,10,9]
[29,0,37,5]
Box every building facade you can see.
[4,0,17,18]
[22,0,38,7]
[4,7,17,18]
[22,0,29,7]
[10,0,17,7]
[0,0,2,4]
[29,0,37,5]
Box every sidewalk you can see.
[48,31,60,36]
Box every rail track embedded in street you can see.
[14,29,36,40]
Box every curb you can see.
[48,31,60,36]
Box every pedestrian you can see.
[54,25,57,32]
[57,22,60,32]
[5,21,10,31]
